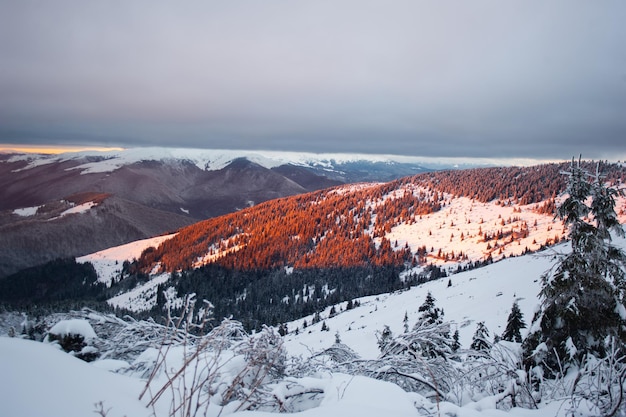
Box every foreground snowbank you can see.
[0,334,591,417]
[0,337,157,417]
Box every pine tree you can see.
[452,329,461,352]
[377,325,393,353]
[403,311,409,333]
[589,164,626,298]
[312,311,321,324]
[470,321,491,352]
[418,291,444,325]
[523,158,626,375]
[409,292,453,358]
[502,301,526,343]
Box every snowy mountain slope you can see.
[97,194,567,313]
[0,195,192,278]
[282,235,626,359]
[4,236,619,417]
[130,172,625,274]
[77,234,177,286]
[78,170,624,314]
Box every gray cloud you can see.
[1,1,625,160]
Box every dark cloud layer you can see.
[1,1,625,160]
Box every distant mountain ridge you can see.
[0,148,439,213]
[3,147,447,176]
[0,148,437,278]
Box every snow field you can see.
[3,235,625,417]
[78,233,176,285]
[0,337,160,417]
[282,248,553,359]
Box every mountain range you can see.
[0,148,437,278]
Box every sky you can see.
[1,1,625,161]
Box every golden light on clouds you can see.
[0,144,124,155]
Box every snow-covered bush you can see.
[138,294,289,417]
[45,319,99,362]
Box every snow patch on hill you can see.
[384,193,565,268]
[12,205,42,216]
[78,234,176,285]
[59,200,98,216]
[107,273,170,312]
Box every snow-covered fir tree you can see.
[403,311,409,333]
[470,321,491,352]
[451,329,461,352]
[418,291,444,325]
[523,158,626,375]
[377,325,393,353]
[502,301,526,343]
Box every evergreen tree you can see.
[523,159,626,375]
[410,293,452,358]
[502,301,526,343]
[452,329,461,352]
[470,321,491,352]
[418,291,444,325]
[312,311,321,324]
[403,311,409,333]
[377,325,393,353]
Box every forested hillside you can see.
[137,161,625,274]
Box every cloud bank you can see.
[1,1,625,160]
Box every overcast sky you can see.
[1,1,625,160]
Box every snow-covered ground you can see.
[282,249,551,359]
[2,234,625,416]
[107,273,171,312]
[58,200,98,217]
[0,337,160,417]
[12,205,42,216]
[77,233,176,285]
[381,190,568,267]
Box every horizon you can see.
[0,143,578,168]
